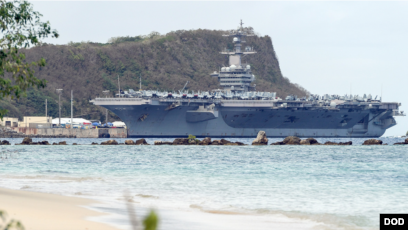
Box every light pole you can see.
[71,90,73,129]
[56,89,63,127]
[117,75,120,98]
[103,90,109,124]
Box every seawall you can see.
[6,127,127,138]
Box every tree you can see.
[0,0,58,118]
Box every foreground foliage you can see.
[0,210,24,230]
[0,0,58,118]
[143,211,158,230]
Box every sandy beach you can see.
[0,187,119,230]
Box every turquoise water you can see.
[1,137,407,230]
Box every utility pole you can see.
[71,90,73,129]
[45,99,47,121]
[139,74,142,91]
[118,75,120,98]
[102,90,110,124]
[56,89,63,127]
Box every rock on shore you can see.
[154,141,173,145]
[125,140,135,145]
[153,137,246,146]
[324,141,352,146]
[173,138,190,145]
[0,140,10,145]
[283,136,301,145]
[100,140,118,145]
[394,138,408,145]
[252,131,268,145]
[17,137,50,145]
[135,139,149,145]
[270,136,301,145]
[270,137,352,146]
[362,139,383,145]
[199,137,211,145]
[123,139,149,145]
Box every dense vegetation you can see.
[1,29,309,121]
[0,0,58,118]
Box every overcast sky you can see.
[32,1,408,136]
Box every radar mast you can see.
[211,20,257,92]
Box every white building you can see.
[52,118,91,125]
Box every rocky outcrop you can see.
[225,142,240,146]
[270,141,285,145]
[210,140,222,145]
[322,141,352,145]
[154,141,173,145]
[22,137,32,145]
[91,142,99,145]
[17,137,50,145]
[270,137,353,146]
[101,140,118,145]
[220,139,232,145]
[125,140,135,145]
[338,141,352,145]
[189,139,198,144]
[72,143,78,145]
[135,139,149,145]
[58,141,67,145]
[362,139,383,145]
[300,138,319,145]
[173,138,189,145]
[0,140,10,145]
[283,136,301,145]
[252,131,268,145]
[199,137,211,145]
[324,141,338,145]
[394,138,408,145]
[210,139,247,146]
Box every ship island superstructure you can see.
[91,21,405,138]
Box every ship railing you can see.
[221,100,276,104]
[95,98,143,101]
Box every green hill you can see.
[1,29,309,121]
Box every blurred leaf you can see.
[0,210,25,230]
[143,210,158,230]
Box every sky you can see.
[31,1,408,136]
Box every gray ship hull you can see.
[102,100,396,138]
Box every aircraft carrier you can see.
[91,21,405,138]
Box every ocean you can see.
[1,137,407,230]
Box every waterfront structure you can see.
[18,116,53,128]
[1,117,18,127]
[91,22,405,138]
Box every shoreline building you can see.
[18,116,53,128]
[1,117,19,127]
